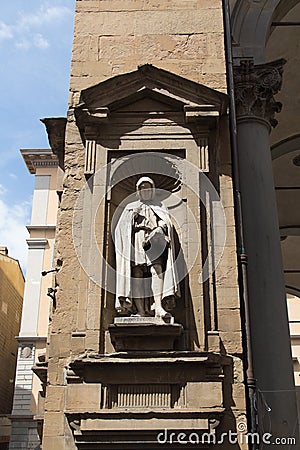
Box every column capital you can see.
[233,58,286,128]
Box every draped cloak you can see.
[114,199,180,313]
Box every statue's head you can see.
[136,176,155,201]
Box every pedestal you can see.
[109,317,183,351]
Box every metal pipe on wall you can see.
[222,0,258,441]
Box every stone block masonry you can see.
[70,0,227,101]
[9,344,41,450]
[11,344,35,416]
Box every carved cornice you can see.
[78,64,228,113]
[74,64,228,133]
[21,149,58,174]
[233,59,286,128]
[26,238,48,249]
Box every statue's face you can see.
[138,181,154,201]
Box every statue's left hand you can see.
[142,239,151,251]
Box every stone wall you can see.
[70,0,227,103]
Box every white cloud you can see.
[15,39,31,50]
[18,6,72,29]
[0,4,72,50]
[0,194,31,271]
[33,33,49,49]
[15,33,49,50]
[0,21,13,40]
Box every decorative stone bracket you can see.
[184,105,219,124]
[74,107,109,177]
[84,139,97,176]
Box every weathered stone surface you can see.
[220,331,243,354]
[75,10,223,35]
[48,357,67,386]
[66,385,101,411]
[44,386,65,412]
[49,334,72,358]
[218,308,242,333]
[43,412,65,437]
[215,246,239,288]
[186,382,222,408]
[39,436,67,450]
[85,330,101,351]
[70,0,226,94]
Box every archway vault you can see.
[230,0,300,62]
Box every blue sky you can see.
[0,0,75,269]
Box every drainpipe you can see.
[222,0,257,440]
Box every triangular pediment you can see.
[75,65,228,126]
[116,96,181,113]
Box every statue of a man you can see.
[114,176,180,320]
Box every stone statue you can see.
[114,176,180,320]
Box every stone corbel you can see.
[66,367,84,384]
[41,117,67,170]
[184,105,219,125]
[75,104,110,130]
[74,104,110,177]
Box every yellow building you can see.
[0,247,24,450]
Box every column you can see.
[234,59,299,444]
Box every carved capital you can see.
[234,59,286,127]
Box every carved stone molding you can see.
[84,140,97,176]
[233,59,286,128]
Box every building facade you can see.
[0,247,24,450]
[9,149,59,449]
[11,0,300,449]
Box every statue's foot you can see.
[155,307,173,323]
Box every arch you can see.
[280,227,300,237]
[231,0,300,63]
[271,134,300,160]
[287,287,300,298]
[271,0,300,23]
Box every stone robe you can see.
[114,199,180,313]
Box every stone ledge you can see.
[66,411,223,448]
[65,408,225,416]
[70,351,232,364]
